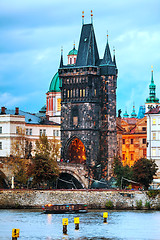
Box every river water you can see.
[0,209,160,240]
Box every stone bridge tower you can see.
[59,17,118,180]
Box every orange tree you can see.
[132,158,158,190]
[32,135,60,188]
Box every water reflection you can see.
[0,210,160,240]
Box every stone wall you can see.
[0,189,160,210]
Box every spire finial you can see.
[61,46,63,56]
[91,10,93,24]
[151,65,153,72]
[107,30,109,42]
[59,46,63,68]
[82,11,84,25]
[73,41,75,50]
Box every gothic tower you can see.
[59,14,118,180]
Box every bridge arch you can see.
[57,162,88,189]
[63,136,87,164]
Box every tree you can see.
[113,156,133,188]
[5,127,31,187]
[32,135,60,188]
[132,158,158,190]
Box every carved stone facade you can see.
[59,22,118,180]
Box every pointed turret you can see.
[113,47,117,68]
[75,23,99,67]
[59,47,63,68]
[123,109,129,118]
[131,105,137,118]
[146,68,159,103]
[101,34,112,65]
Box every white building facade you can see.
[0,107,60,158]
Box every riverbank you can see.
[0,189,160,210]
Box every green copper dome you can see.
[131,105,137,118]
[68,46,78,56]
[123,110,129,118]
[49,72,61,92]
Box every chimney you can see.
[15,107,19,115]
[1,107,6,114]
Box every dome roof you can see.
[49,72,61,92]
[68,47,78,56]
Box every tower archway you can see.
[66,137,86,164]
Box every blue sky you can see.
[0,0,160,116]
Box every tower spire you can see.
[59,46,63,68]
[82,11,84,25]
[101,31,112,65]
[146,66,159,103]
[113,47,117,68]
[91,10,93,24]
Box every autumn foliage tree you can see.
[132,158,158,190]
[6,127,31,187]
[32,135,60,188]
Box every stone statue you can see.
[118,109,122,118]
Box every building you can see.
[146,107,160,178]
[59,15,118,179]
[0,107,60,158]
[121,116,147,166]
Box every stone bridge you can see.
[57,162,89,188]
[0,161,89,189]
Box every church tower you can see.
[145,67,159,112]
[59,13,118,180]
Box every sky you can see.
[0,0,160,116]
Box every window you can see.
[67,90,69,98]
[30,129,32,135]
[123,154,125,160]
[40,129,43,136]
[152,132,156,140]
[53,130,55,136]
[152,118,156,125]
[94,89,97,96]
[16,126,19,134]
[70,90,72,98]
[43,129,46,136]
[80,89,82,97]
[26,129,29,135]
[0,127,2,134]
[131,139,134,144]
[57,98,61,111]
[123,139,125,144]
[73,116,78,126]
[142,127,146,131]
[0,142,2,150]
[152,148,156,157]
[83,89,85,97]
[142,138,146,144]
[56,130,59,136]
[70,58,72,64]
[131,154,134,161]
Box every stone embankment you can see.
[0,189,160,210]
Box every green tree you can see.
[32,135,60,188]
[132,158,158,190]
[113,156,133,188]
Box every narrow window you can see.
[131,154,134,161]
[80,89,82,97]
[67,90,70,98]
[56,130,59,136]
[0,127,2,134]
[94,89,97,96]
[123,154,125,160]
[0,142,2,150]
[30,129,32,135]
[123,139,125,144]
[43,129,46,136]
[142,138,146,144]
[153,132,156,140]
[57,98,61,111]
[73,116,78,126]
[131,139,134,144]
[70,90,72,98]
[152,118,156,125]
[40,129,42,136]
[26,129,29,135]
[53,130,55,136]
[142,127,146,131]
[83,89,85,97]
